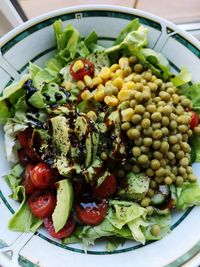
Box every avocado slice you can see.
[50,115,71,155]
[52,179,74,232]
[74,116,88,139]
[117,172,150,200]
[54,156,81,177]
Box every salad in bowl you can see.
[0,18,200,252]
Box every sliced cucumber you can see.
[87,51,110,74]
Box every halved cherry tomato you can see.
[190,111,199,129]
[18,127,39,162]
[24,164,37,194]
[44,216,76,239]
[69,58,94,81]
[92,174,117,198]
[76,196,108,225]
[28,191,56,218]
[31,163,52,189]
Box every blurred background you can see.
[0,0,200,39]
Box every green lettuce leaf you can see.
[106,22,148,55]
[114,19,141,45]
[32,69,56,90]
[107,200,148,244]
[0,100,11,124]
[3,164,24,198]
[144,214,171,240]
[28,62,42,79]
[28,91,46,109]
[0,75,29,102]
[106,236,125,252]
[180,83,200,113]
[171,67,191,87]
[176,182,200,210]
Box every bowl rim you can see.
[0,4,200,51]
[0,4,200,267]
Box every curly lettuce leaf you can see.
[3,164,24,200]
[0,100,11,124]
[181,83,200,113]
[171,66,191,87]
[176,182,200,210]
[0,75,29,102]
[106,21,148,54]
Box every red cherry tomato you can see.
[70,59,94,81]
[18,128,33,147]
[76,196,108,226]
[24,164,37,194]
[28,191,56,218]
[44,216,76,239]
[92,174,117,198]
[31,163,52,189]
[190,111,199,129]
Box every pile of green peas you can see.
[118,58,199,206]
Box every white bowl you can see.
[0,5,200,267]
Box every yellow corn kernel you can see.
[112,77,124,89]
[110,63,120,72]
[87,111,97,121]
[94,88,105,102]
[61,80,72,91]
[84,75,93,88]
[119,57,129,69]
[105,80,112,87]
[124,73,135,82]
[99,67,111,80]
[112,69,124,80]
[77,80,85,90]
[104,95,119,107]
[117,89,132,102]
[126,81,135,90]
[72,60,84,72]
[121,108,134,122]
[81,90,92,101]
[92,77,103,87]
[97,84,105,90]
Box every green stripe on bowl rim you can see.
[1,10,161,55]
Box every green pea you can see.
[151,225,161,236]
[188,174,197,182]
[146,168,154,177]
[140,197,151,207]
[138,154,149,165]
[146,206,154,216]
[143,137,153,147]
[132,147,141,157]
[121,122,131,131]
[151,112,162,122]
[141,118,151,129]
[151,159,161,170]
[100,152,108,161]
[164,176,173,185]
[175,176,184,187]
